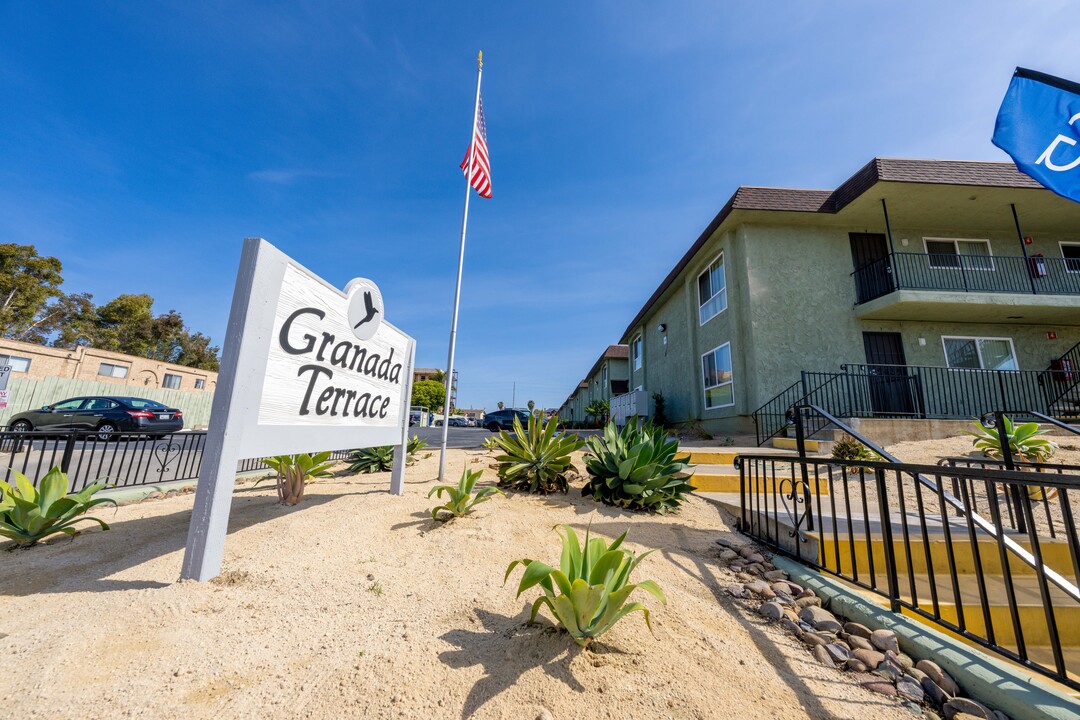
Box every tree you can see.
[0,244,64,340]
[497,401,504,410]
[585,399,610,428]
[527,399,535,412]
[411,380,446,411]
[431,369,446,384]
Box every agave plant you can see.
[831,434,880,474]
[427,467,504,520]
[505,524,666,648]
[262,452,335,505]
[0,467,116,546]
[407,435,429,460]
[346,445,395,474]
[967,415,1058,463]
[492,413,584,493]
[582,420,695,513]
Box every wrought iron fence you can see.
[0,430,352,492]
[735,451,1080,690]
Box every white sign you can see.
[182,238,416,581]
[0,365,11,393]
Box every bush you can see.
[504,524,666,648]
[0,467,116,546]
[831,434,879,473]
[262,452,335,505]
[967,415,1058,463]
[427,467,503,520]
[651,392,667,428]
[582,419,695,513]
[492,413,584,494]
[348,435,428,474]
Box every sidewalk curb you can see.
[99,469,269,505]
[773,556,1080,720]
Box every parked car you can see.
[434,416,469,427]
[483,409,531,432]
[7,396,184,440]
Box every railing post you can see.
[791,405,815,532]
[995,410,1027,535]
[59,430,77,475]
[875,467,902,612]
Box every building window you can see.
[98,362,128,379]
[194,378,206,390]
[942,336,1018,371]
[162,373,182,389]
[1061,242,1080,273]
[631,335,642,371]
[0,354,31,373]
[697,253,727,325]
[602,363,608,386]
[924,238,993,270]
[701,343,735,409]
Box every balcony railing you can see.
[852,252,1080,304]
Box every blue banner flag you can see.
[993,67,1080,203]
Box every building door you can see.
[862,332,919,416]
[849,233,894,303]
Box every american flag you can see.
[460,97,491,198]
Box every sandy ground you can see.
[0,448,912,720]
[885,432,1080,468]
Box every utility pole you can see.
[512,382,516,411]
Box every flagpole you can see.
[439,51,483,482]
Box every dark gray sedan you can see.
[7,396,184,440]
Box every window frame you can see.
[1059,241,1080,274]
[97,362,129,379]
[701,342,735,410]
[162,373,182,389]
[631,335,642,371]
[941,335,1018,371]
[923,237,995,271]
[194,378,206,390]
[697,252,728,326]
[0,354,32,373]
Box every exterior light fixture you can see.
[657,323,667,333]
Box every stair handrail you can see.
[792,403,1080,604]
[1024,410,1080,437]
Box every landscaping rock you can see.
[825,643,851,664]
[758,601,784,621]
[846,635,873,651]
[904,667,927,684]
[843,621,872,639]
[916,660,960,696]
[783,581,804,596]
[780,617,803,638]
[718,549,739,562]
[856,674,897,697]
[745,580,775,599]
[725,585,749,599]
[803,631,831,648]
[943,698,993,719]
[895,678,924,703]
[870,628,899,653]
[736,572,753,583]
[813,644,835,668]
[844,658,868,672]
[797,587,817,599]
[852,648,884,668]
[763,569,787,581]
[747,552,765,564]
[795,595,822,609]
[921,677,950,707]
[799,606,842,632]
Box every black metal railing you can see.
[751,364,1080,446]
[0,430,352,492]
[853,252,1080,304]
[738,404,1080,690]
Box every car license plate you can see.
[158,414,170,420]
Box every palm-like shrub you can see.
[427,467,504,520]
[408,435,429,458]
[582,420,695,513]
[967,415,1058,463]
[492,413,584,493]
[0,467,115,546]
[346,445,395,474]
[584,399,610,427]
[505,524,666,648]
[263,452,335,505]
[831,434,879,474]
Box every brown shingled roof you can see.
[619,158,1042,341]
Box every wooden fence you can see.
[0,376,215,428]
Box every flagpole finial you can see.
[478,51,483,70]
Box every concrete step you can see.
[897,574,1080,646]
[816,535,1078,579]
[681,447,794,466]
[690,466,830,495]
[772,436,833,453]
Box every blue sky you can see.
[2,2,1079,411]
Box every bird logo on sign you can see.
[345,279,385,341]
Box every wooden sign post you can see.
[181,238,415,581]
